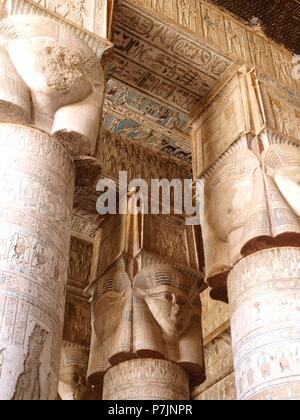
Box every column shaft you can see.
[0,124,74,400]
[228,247,300,400]
[103,359,190,400]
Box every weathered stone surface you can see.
[201,288,230,343]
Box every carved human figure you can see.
[203,144,300,300]
[225,21,240,56]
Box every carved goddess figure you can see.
[0,14,107,156]
[203,143,300,301]
[88,261,204,386]
[133,265,204,384]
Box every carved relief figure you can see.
[69,238,92,287]
[178,0,196,29]
[225,21,240,56]
[150,0,165,13]
[12,325,48,400]
[203,144,300,301]
[273,49,292,86]
[248,35,270,73]
[35,0,89,28]
[64,302,91,346]
[271,100,298,139]
[203,8,220,43]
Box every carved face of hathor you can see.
[205,150,258,242]
[265,145,300,217]
[7,37,92,112]
[206,145,300,245]
[94,291,129,342]
[144,286,193,337]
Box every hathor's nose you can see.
[172,294,180,313]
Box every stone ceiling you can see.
[209,0,300,54]
[103,0,235,164]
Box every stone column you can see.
[228,247,300,400]
[86,212,206,400]
[0,4,110,399]
[192,67,300,400]
[103,359,190,400]
[0,125,74,400]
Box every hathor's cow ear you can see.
[52,85,105,157]
[0,48,31,124]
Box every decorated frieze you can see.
[98,129,191,184]
[114,1,233,112]
[128,0,299,93]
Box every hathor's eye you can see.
[164,293,173,302]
